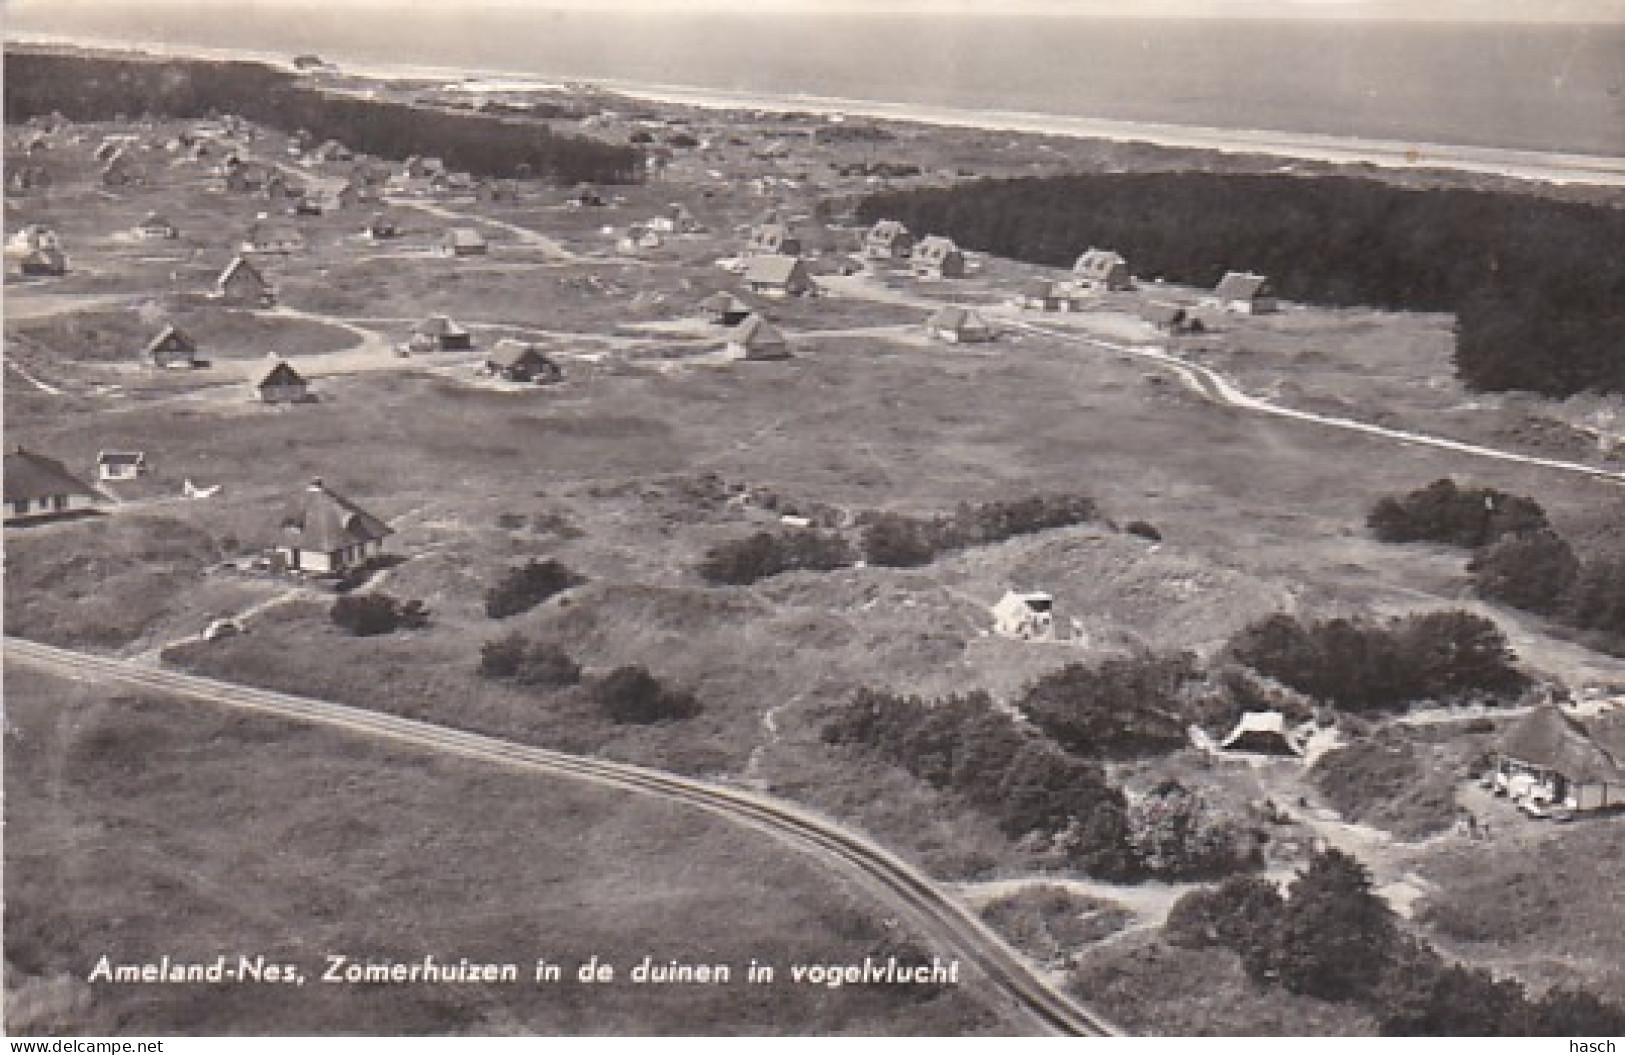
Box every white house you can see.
[96,451,149,482]
[743,255,814,297]
[992,591,1055,641]
[4,446,102,524]
[862,219,914,261]
[273,478,392,574]
[911,236,965,279]
[1493,703,1625,815]
[1073,248,1132,291]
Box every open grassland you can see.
[2,666,1015,1036]
[1411,818,1625,1002]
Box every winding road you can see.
[4,636,1119,1038]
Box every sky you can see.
[7,0,1625,20]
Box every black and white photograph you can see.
[3,0,1624,1041]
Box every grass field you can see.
[2,666,1017,1036]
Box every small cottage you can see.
[1208,272,1278,315]
[442,227,488,257]
[992,591,1055,641]
[96,451,148,482]
[745,223,802,257]
[727,314,791,360]
[134,212,179,240]
[568,184,605,207]
[7,224,60,252]
[743,255,814,297]
[700,292,754,326]
[925,305,994,343]
[254,358,311,403]
[411,315,473,352]
[216,256,275,307]
[910,236,966,279]
[1073,248,1132,291]
[273,478,392,574]
[143,324,203,369]
[1493,703,1625,814]
[486,341,563,384]
[863,220,914,261]
[4,446,102,524]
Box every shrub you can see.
[697,529,854,585]
[1227,610,1522,711]
[484,559,585,619]
[1126,779,1262,880]
[1271,849,1398,1001]
[1015,653,1202,758]
[330,593,429,636]
[1469,529,1579,615]
[592,665,701,724]
[480,634,583,688]
[1163,873,1285,977]
[1124,520,1162,542]
[859,512,948,568]
[1367,478,1548,549]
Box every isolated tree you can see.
[1470,529,1579,615]
[1272,848,1397,1001]
[1164,873,1285,977]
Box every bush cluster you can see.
[697,529,855,586]
[329,593,429,636]
[1367,478,1549,549]
[1014,653,1203,758]
[484,559,585,619]
[590,666,702,725]
[859,493,1098,569]
[1164,849,1625,1035]
[821,689,1137,879]
[1226,610,1524,711]
[477,633,582,688]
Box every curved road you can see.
[5,636,1118,1038]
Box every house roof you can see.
[913,235,960,261]
[144,324,198,357]
[137,212,175,230]
[277,479,392,553]
[255,358,306,388]
[1500,703,1625,784]
[867,219,910,243]
[743,255,808,286]
[1219,711,1306,754]
[414,315,469,339]
[218,255,268,289]
[926,305,990,333]
[486,340,555,370]
[4,447,100,503]
[1215,271,1271,300]
[97,450,146,466]
[730,314,787,349]
[21,247,67,270]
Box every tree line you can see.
[856,172,1625,397]
[4,50,642,185]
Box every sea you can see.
[7,6,1624,158]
